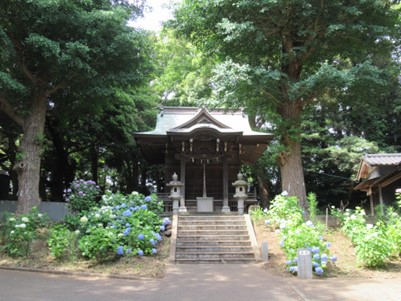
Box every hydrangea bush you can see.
[64,179,101,214]
[1,207,48,257]
[255,192,336,277]
[73,191,167,261]
[332,193,401,268]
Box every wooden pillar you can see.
[379,185,384,216]
[180,156,186,201]
[222,157,230,212]
[369,192,374,216]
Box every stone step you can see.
[176,240,251,247]
[177,234,251,241]
[178,225,247,231]
[175,258,256,264]
[176,246,253,252]
[178,230,249,236]
[179,215,244,220]
[178,220,246,225]
[175,252,255,259]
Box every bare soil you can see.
[253,220,401,279]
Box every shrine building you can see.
[134,106,273,213]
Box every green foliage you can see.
[75,192,166,261]
[308,192,318,221]
[48,224,79,261]
[0,208,48,257]
[65,179,101,214]
[260,193,336,276]
[332,206,398,267]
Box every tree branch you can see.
[0,97,25,128]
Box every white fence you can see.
[0,201,68,221]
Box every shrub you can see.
[1,208,48,257]
[76,192,165,261]
[261,192,336,276]
[64,179,101,214]
[48,224,79,261]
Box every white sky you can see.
[131,0,179,31]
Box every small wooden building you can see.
[354,153,401,215]
[134,106,273,212]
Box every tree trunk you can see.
[14,94,47,214]
[278,100,308,214]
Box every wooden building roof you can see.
[134,107,273,164]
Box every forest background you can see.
[0,0,400,214]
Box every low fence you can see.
[0,200,68,221]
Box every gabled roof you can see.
[134,106,273,164]
[357,153,401,180]
[134,106,272,138]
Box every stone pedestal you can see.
[196,197,214,212]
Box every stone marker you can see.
[261,241,268,262]
[297,248,312,279]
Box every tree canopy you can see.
[171,0,401,211]
[0,0,152,213]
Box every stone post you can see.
[167,173,185,214]
[232,173,248,214]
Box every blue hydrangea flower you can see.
[280,240,284,247]
[126,248,132,254]
[160,225,166,231]
[150,238,156,246]
[141,204,147,210]
[289,266,298,273]
[121,203,126,208]
[330,255,337,262]
[133,206,140,212]
[286,260,292,265]
[313,261,319,268]
[155,233,162,241]
[315,266,324,276]
[326,242,332,248]
[122,209,132,217]
[293,257,298,263]
[321,254,328,262]
[126,223,130,227]
[163,217,171,226]
[137,249,144,256]
[265,220,271,225]
[138,233,145,240]
[152,248,157,254]
[311,246,320,254]
[116,246,124,255]
[123,228,131,236]
[145,196,152,202]
[313,253,320,260]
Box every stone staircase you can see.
[175,214,259,264]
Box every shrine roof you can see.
[134,106,271,138]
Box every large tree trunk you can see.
[278,100,308,214]
[14,94,47,214]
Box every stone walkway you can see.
[1,264,401,301]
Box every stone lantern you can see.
[166,173,186,214]
[232,173,248,214]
